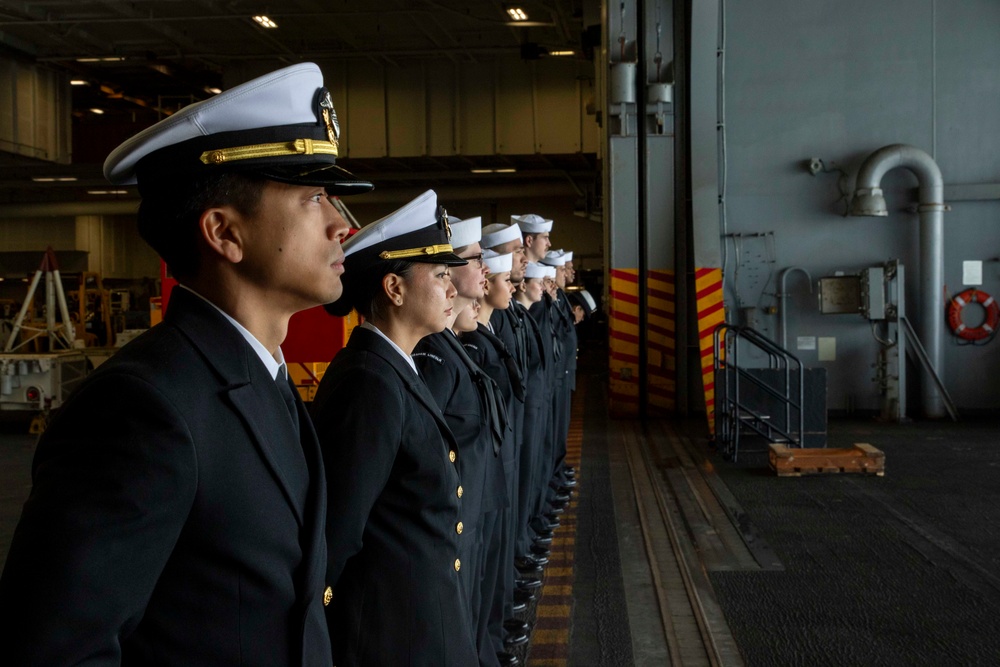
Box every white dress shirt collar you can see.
[177,285,285,380]
[360,321,418,375]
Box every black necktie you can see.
[518,302,547,368]
[478,324,525,403]
[508,309,528,377]
[444,332,507,456]
[276,370,301,438]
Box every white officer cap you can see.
[449,216,482,249]
[544,266,557,279]
[512,213,553,234]
[104,62,371,196]
[483,249,513,274]
[561,250,574,262]
[327,190,468,317]
[343,189,465,265]
[524,262,548,279]
[540,250,567,267]
[481,222,522,249]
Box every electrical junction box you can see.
[860,267,886,320]
[818,275,861,314]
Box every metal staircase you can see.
[713,324,805,462]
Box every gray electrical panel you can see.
[860,267,886,320]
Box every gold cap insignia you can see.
[440,207,451,239]
[319,88,340,149]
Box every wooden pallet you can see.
[768,443,885,477]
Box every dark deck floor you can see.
[563,361,1000,666]
[705,416,1000,666]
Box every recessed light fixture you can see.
[32,176,78,183]
[70,79,88,86]
[252,15,278,28]
[87,190,129,195]
[549,50,575,56]
[89,108,105,115]
[470,168,517,174]
[204,86,222,95]
[76,56,125,63]
[506,7,528,21]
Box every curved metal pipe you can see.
[778,266,812,350]
[851,144,946,418]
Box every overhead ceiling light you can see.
[549,50,575,56]
[70,79,88,86]
[31,176,78,182]
[89,108,105,115]
[506,7,528,21]
[204,86,222,95]
[252,15,278,28]
[87,190,129,195]
[470,168,517,174]
[76,56,125,63]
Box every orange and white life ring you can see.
[947,288,1000,341]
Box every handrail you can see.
[713,323,805,461]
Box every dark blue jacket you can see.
[311,326,478,667]
[0,287,330,666]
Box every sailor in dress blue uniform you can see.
[310,190,479,667]
[0,62,371,666]
[411,216,514,666]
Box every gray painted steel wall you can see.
[720,0,1000,412]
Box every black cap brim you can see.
[407,252,468,266]
[255,162,373,196]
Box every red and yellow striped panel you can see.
[695,268,725,434]
[646,270,676,414]
[608,269,678,417]
[608,269,640,416]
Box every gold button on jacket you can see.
[454,559,461,572]
[323,586,333,606]
[457,485,463,498]
[448,450,457,463]
[456,521,463,535]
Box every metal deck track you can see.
[614,418,781,666]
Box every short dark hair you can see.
[324,259,415,321]
[136,171,268,282]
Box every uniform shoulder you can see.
[412,333,449,365]
[459,327,485,346]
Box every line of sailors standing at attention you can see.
[0,62,601,667]
[311,190,594,666]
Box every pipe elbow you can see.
[852,144,943,215]
[856,143,942,189]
